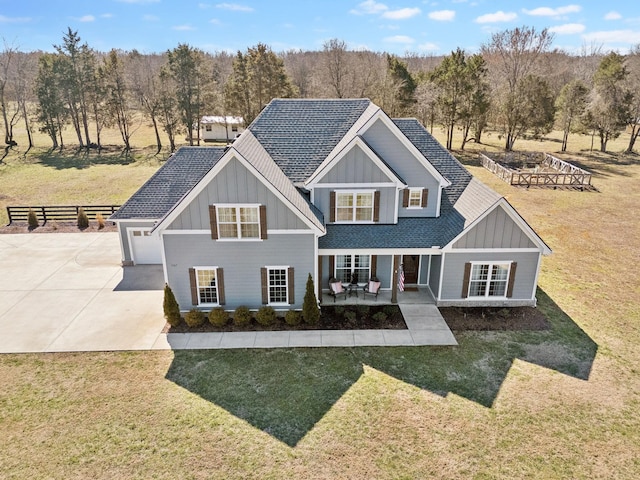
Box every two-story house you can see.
[111,99,550,311]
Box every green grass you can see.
[0,121,639,478]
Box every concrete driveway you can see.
[0,232,167,353]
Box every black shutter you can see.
[506,262,517,298]
[217,268,225,305]
[461,262,471,298]
[189,268,198,305]
[288,267,295,304]
[208,205,218,239]
[330,191,336,222]
[261,267,268,304]
[259,205,268,239]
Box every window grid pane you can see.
[469,264,509,297]
[409,189,422,207]
[218,206,259,238]
[268,268,288,303]
[197,269,218,304]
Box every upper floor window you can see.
[336,192,373,222]
[403,188,428,209]
[217,206,260,239]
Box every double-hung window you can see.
[408,188,422,208]
[468,263,510,297]
[336,192,373,222]
[335,254,370,284]
[195,267,219,305]
[217,205,260,239]
[267,267,288,304]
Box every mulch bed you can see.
[439,306,550,331]
[164,304,407,333]
[0,221,118,234]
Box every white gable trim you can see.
[442,198,552,254]
[357,109,451,188]
[152,148,324,235]
[305,136,406,188]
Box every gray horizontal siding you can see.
[453,205,535,249]
[169,157,308,231]
[318,144,391,184]
[164,232,315,310]
[362,118,440,218]
[429,255,442,296]
[314,186,397,224]
[440,251,540,301]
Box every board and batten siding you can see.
[314,186,396,224]
[439,251,540,305]
[117,220,157,263]
[453,205,536,249]
[317,144,393,184]
[164,232,315,310]
[167,157,309,231]
[361,118,440,218]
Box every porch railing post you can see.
[391,255,400,304]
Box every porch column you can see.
[391,255,400,304]
[317,255,323,301]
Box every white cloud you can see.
[384,35,415,43]
[418,42,440,51]
[382,7,421,20]
[475,11,517,23]
[172,24,196,31]
[604,11,622,21]
[215,3,254,12]
[582,29,640,45]
[522,5,581,16]
[350,0,388,15]
[429,10,455,21]
[76,15,95,22]
[0,15,31,23]
[549,23,585,34]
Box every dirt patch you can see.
[0,221,118,234]
[164,304,407,333]
[440,306,550,331]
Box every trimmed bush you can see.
[357,305,370,318]
[302,273,320,325]
[95,212,105,230]
[77,207,89,229]
[163,284,181,327]
[344,310,357,323]
[208,308,229,327]
[383,305,398,316]
[372,311,388,323]
[256,306,277,326]
[27,209,39,229]
[284,309,301,326]
[184,308,205,328]
[233,306,252,326]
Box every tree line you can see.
[1,26,639,156]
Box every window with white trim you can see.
[217,206,260,239]
[336,192,373,222]
[468,263,510,297]
[408,188,422,208]
[335,254,370,284]
[195,268,219,305]
[267,267,288,304]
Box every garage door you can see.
[129,228,162,264]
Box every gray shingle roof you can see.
[110,147,225,220]
[249,98,372,183]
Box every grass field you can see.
[0,121,639,478]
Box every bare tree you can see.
[0,41,20,148]
[625,44,640,153]
[481,26,555,150]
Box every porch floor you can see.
[320,286,435,306]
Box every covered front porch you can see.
[320,285,436,306]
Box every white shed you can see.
[200,116,245,142]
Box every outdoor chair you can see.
[328,278,347,302]
[362,278,381,300]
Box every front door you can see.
[402,255,419,284]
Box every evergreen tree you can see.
[163,284,181,327]
[302,273,320,325]
[555,79,589,152]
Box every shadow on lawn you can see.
[36,147,136,169]
[165,288,597,447]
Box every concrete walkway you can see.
[0,232,457,353]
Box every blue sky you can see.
[1,1,639,55]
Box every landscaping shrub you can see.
[302,273,320,324]
[372,311,388,323]
[357,305,370,318]
[344,310,357,323]
[27,209,39,229]
[284,309,301,326]
[184,308,205,328]
[233,306,252,326]
[383,305,397,316]
[208,308,229,327]
[256,306,277,326]
[95,212,105,230]
[77,207,89,229]
[163,284,181,327]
